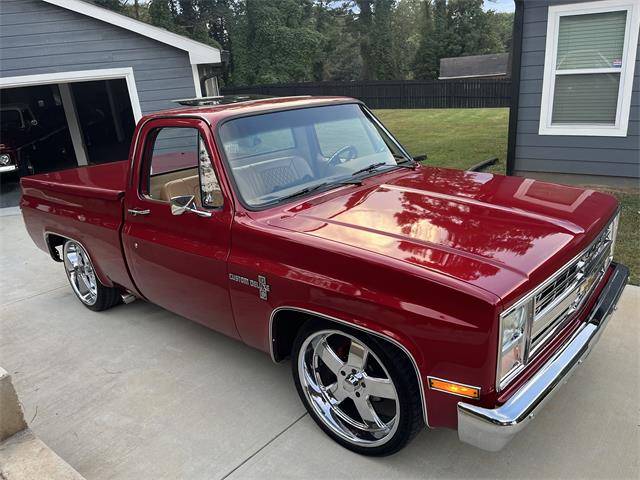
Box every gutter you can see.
[506,0,525,176]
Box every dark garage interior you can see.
[0,79,135,208]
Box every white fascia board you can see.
[43,0,221,65]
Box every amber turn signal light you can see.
[428,377,480,399]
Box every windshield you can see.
[218,104,411,208]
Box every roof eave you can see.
[43,0,221,65]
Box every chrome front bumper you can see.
[0,164,17,173]
[457,263,629,451]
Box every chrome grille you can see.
[533,263,580,317]
[529,222,615,352]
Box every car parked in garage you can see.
[0,103,40,176]
[20,96,629,455]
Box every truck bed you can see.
[20,161,129,201]
[20,160,137,294]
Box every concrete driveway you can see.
[1,211,638,479]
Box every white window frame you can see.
[539,0,640,137]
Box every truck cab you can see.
[20,96,629,455]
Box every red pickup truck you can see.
[20,96,628,455]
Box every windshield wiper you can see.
[278,179,362,202]
[279,182,329,201]
[351,162,388,177]
[392,154,418,168]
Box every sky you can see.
[484,0,516,13]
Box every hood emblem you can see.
[229,273,271,300]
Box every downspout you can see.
[506,0,525,176]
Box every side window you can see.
[145,127,223,209]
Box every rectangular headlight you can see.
[608,211,620,259]
[498,301,533,389]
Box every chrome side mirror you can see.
[170,195,212,218]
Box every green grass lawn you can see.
[375,108,639,285]
[375,108,509,172]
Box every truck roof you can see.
[143,96,360,126]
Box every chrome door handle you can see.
[128,208,150,216]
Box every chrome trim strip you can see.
[269,306,429,427]
[461,262,628,451]
[427,376,481,399]
[0,165,18,173]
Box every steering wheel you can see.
[328,145,358,166]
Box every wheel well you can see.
[45,233,66,262]
[270,308,427,424]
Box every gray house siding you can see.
[514,0,640,181]
[0,0,198,114]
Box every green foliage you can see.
[92,0,514,85]
[230,0,322,85]
[413,1,438,79]
[92,0,125,10]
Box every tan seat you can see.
[233,155,314,202]
[160,175,223,208]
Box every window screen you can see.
[556,11,627,69]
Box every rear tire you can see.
[292,319,424,456]
[62,240,121,311]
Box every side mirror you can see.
[413,154,427,162]
[170,195,195,216]
[170,195,212,218]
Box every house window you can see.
[539,0,640,136]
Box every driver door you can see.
[122,118,239,339]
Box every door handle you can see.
[128,208,151,216]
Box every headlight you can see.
[607,211,620,259]
[0,154,11,166]
[498,301,533,388]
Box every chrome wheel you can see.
[63,241,98,306]
[298,329,400,447]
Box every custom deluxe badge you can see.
[228,273,271,300]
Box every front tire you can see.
[292,320,423,456]
[62,240,121,311]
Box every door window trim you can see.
[139,124,223,210]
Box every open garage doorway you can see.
[1,71,138,208]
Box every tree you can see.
[412,1,438,79]
[92,0,125,11]
[445,0,502,57]
[391,0,422,79]
[230,0,322,85]
[148,0,180,32]
[370,0,396,80]
[355,0,374,80]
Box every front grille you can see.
[529,222,615,352]
[533,263,580,317]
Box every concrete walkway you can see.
[1,212,638,479]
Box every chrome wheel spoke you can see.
[347,340,368,370]
[363,375,396,400]
[316,340,345,375]
[354,396,387,431]
[327,382,348,404]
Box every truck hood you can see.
[265,167,618,304]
